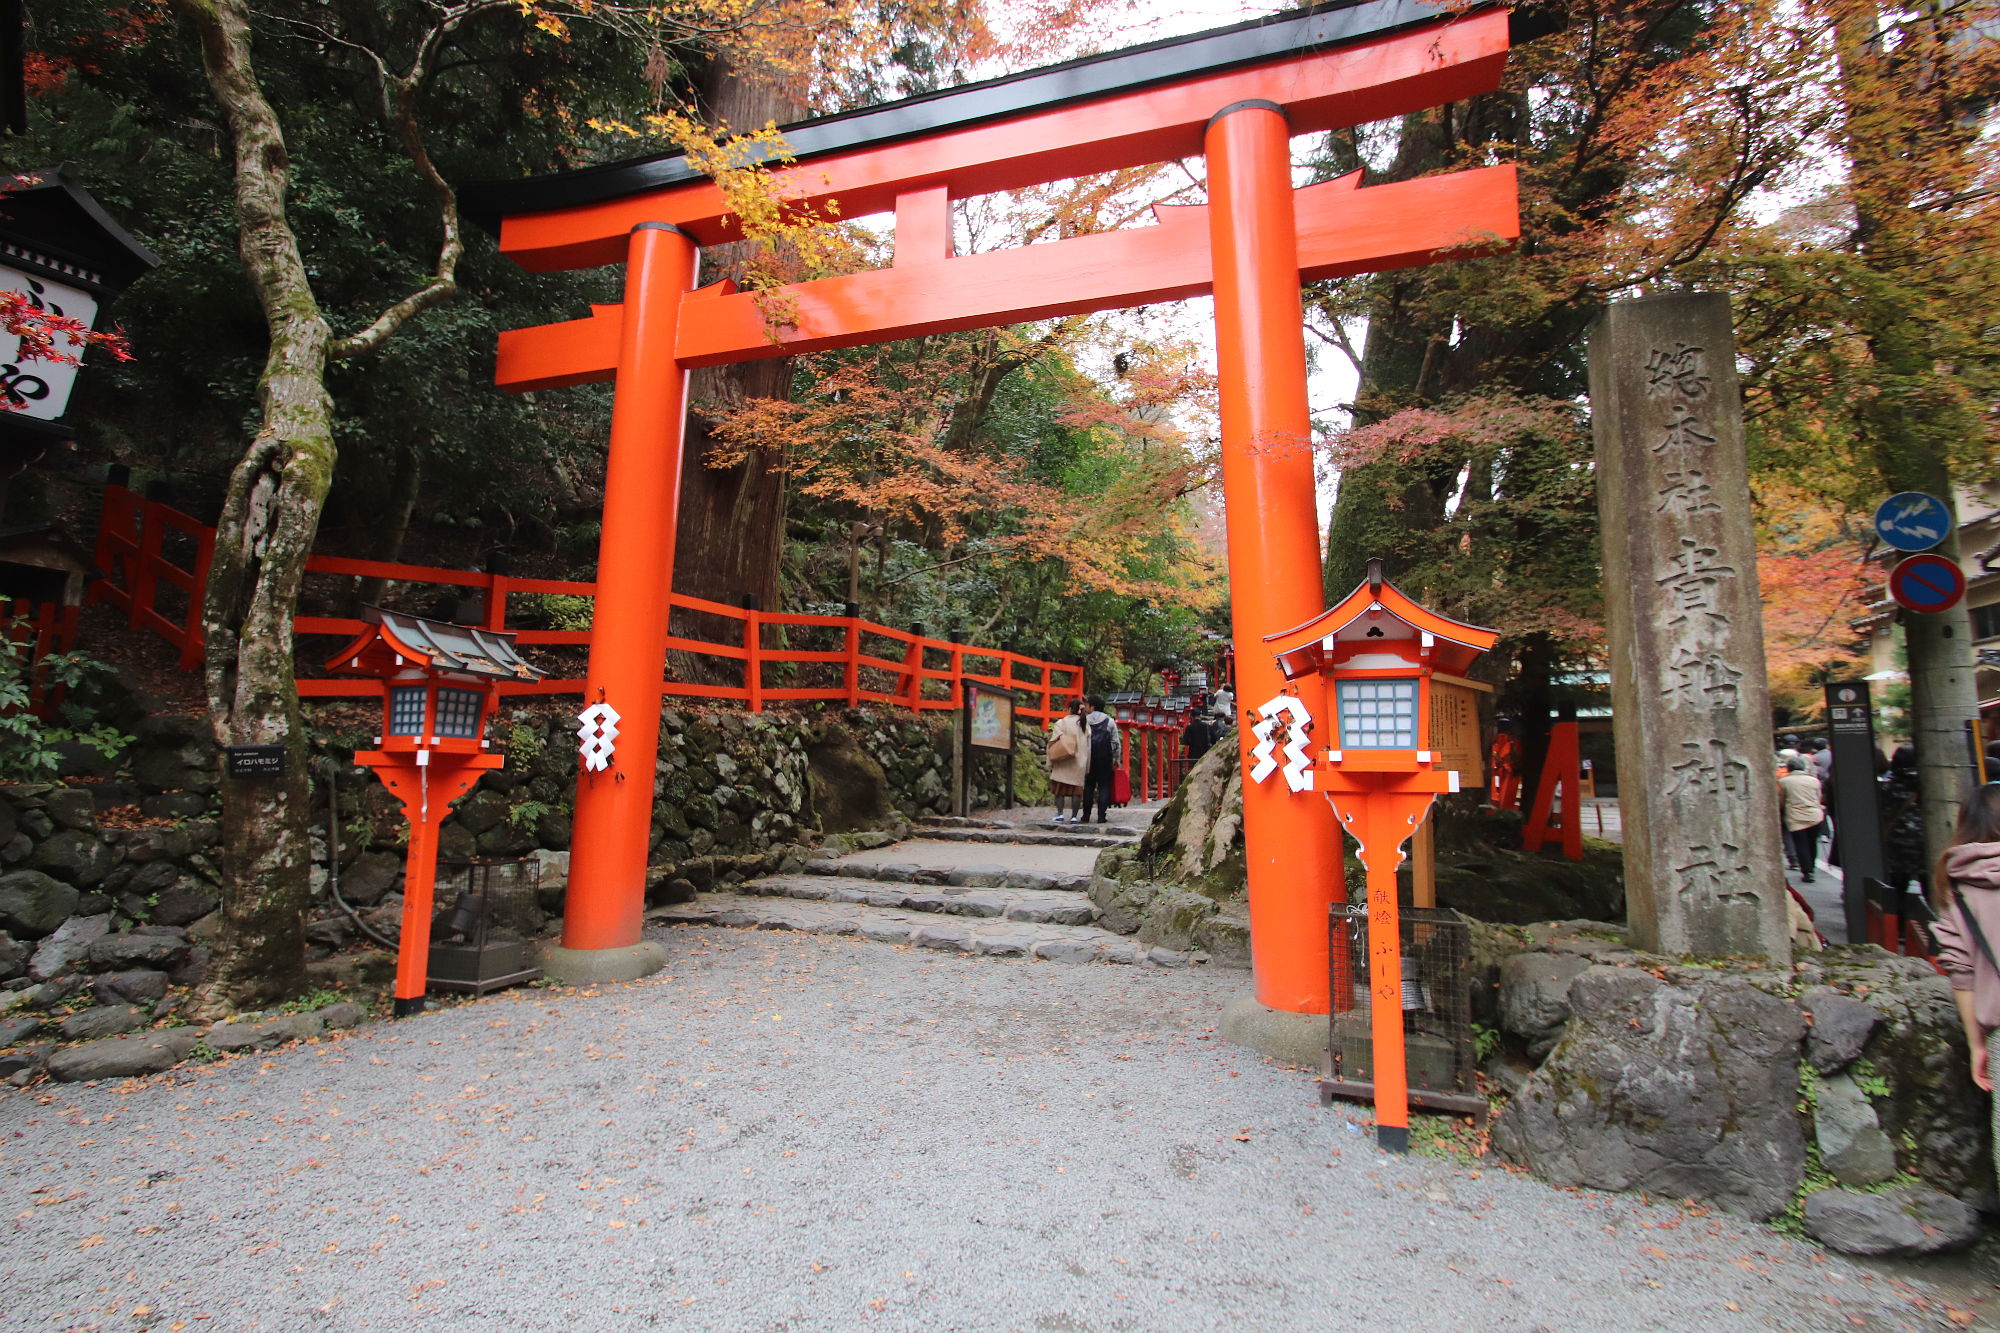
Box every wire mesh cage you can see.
[426,858,543,995]
[1320,903,1487,1126]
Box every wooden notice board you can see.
[1428,675,1490,783]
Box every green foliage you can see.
[507,799,552,831]
[278,988,344,1014]
[0,636,133,782]
[528,595,595,633]
[1472,1022,1501,1063]
[1407,1113,1487,1163]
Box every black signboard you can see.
[225,745,286,780]
[1824,681,1885,944]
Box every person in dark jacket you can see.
[1880,745,1929,899]
[1079,695,1123,823]
[1181,713,1215,763]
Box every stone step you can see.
[801,858,1091,894]
[908,826,1136,850]
[743,872,1098,925]
[647,891,1199,968]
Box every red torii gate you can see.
[464,0,1520,1011]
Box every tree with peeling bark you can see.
[165,0,1005,1011]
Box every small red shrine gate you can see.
[465,0,1521,1006]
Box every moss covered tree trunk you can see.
[176,0,334,1013]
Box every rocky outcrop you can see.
[1493,964,1808,1220]
[1488,935,1990,1243]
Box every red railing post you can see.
[130,500,163,636]
[482,572,508,631]
[897,624,925,710]
[177,524,215,673]
[843,601,861,706]
[742,594,764,713]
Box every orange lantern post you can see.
[1259,560,1496,1152]
[327,609,544,1016]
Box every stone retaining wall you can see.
[0,701,1051,1084]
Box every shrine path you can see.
[0,829,1989,1331]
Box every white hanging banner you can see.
[0,266,97,421]
[1249,694,1315,793]
[576,701,621,772]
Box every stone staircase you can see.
[645,809,1196,968]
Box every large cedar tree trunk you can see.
[673,52,800,620]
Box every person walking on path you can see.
[1045,700,1089,825]
[1079,696,1124,824]
[1811,737,1832,782]
[1925,786,2000,1189]
[1209,684,1234,730]
[1779,757,1827,884]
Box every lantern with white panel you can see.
[327,608,544,1016]
[1260,559,1497,1153]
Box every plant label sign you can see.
[225,745,286,780]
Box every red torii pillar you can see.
[548,223,697,981]
[1208,102,1345,1015]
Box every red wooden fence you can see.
[87,484,1084,724]
[2,598,80,718]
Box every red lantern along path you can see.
[1262,560,1497,1151]
[327,609,544,1016]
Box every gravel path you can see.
[0,927,1977,1333]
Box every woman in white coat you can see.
[1045,700,1090,824]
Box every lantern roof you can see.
[0,164,160,297]
[326,607,543,683]
[1263,559,1497,679]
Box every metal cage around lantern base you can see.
[426,858,544,995]
[1318,904,1486,1127]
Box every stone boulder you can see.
[0,870,79,938]
[88,934,193,971]
[46,1029,199,1082]
[1813,1073,1898,1187]
[1492,965,1807,1220]
[91,969,170,1008]
[28,830,119,887]
[339,851,402,907]
[804,724,892,833]
[44,788,97,831]
[56,1005,147,1041]
[1801,987,1877,1075]
[1803,1184,1980,1257]
[207,1011,325,1052]
[127,713,219,795]
[1498,952,1592,1058]
[29,913,112,980]
[0,930,23,982]
[151,880,221,928]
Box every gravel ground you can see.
[0,927,1981,1333]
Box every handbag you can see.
[1048,726,1076,762]
[1111,767,1132,805]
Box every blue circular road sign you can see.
[1873,492,1952,552]
[1887,553,1966,614]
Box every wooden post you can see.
[843,601,861,706]
[1411,814,1436,909]
[179,526,214,673]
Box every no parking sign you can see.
[1887,553,1966,614]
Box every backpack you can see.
[1089,717,1115,760]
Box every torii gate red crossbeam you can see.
[470,0,1521,1014]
